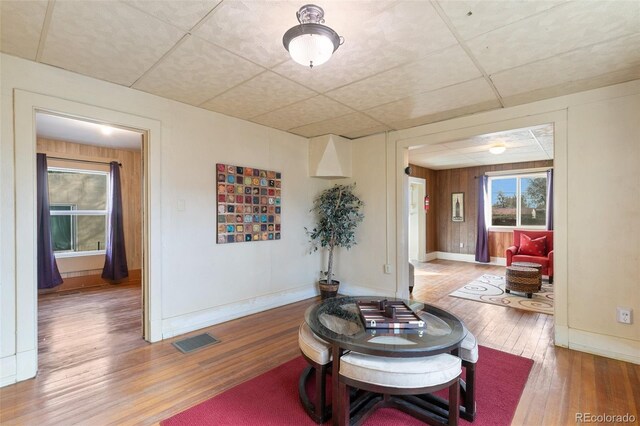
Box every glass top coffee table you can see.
[303,296,467,425]
[305,295,466,357]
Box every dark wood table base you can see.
[298,365,332,424]
[419,377,475,422]
[344,391,456,426]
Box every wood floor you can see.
[1,260,638,425]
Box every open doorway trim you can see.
[408,176,426,263]
[12,90,163,382]
[393,110,568,347]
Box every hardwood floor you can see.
[1,260,638,425]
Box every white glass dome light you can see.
[489,145,507,155]
[283,4,343,69]
[288,32,335,68]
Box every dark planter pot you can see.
[319,279,340,300]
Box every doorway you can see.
[12,89,163,383]
[35,112,146,372]
[396,111,565,321]
[408,177,426,263]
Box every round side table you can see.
[511,262,543,290]
[505,266,540,298]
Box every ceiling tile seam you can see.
[189,33,272,73]
[195,70,319,114]
[35,0,56,62]
[318,41,462,96]
[354,109,396,130]
[500,64,640,106]
[122,0,224,35]
[390,100,506,131]
[454,0,572,42]
[123,1,269,72]
[195,69,271,108]
[287,113,386,135]
[431,0,505,108]
[455,149,482,166]
[356,75,494,121]
[528,129,547,155]
[487,31,640,77]
[267,65,337,95]
[263,62,335,97]
[250,95,357,131]
[129,33,192,88]
[268,58,293,71]
[182,0,225,34]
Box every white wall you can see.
[0,54,326,385]
[341,79,640,364]
[567,94,640,345]
[331,133,396,297]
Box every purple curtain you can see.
[475,175,490,263]
[37,154,63,289]
[546,169,554,230]
[102,162,128,281]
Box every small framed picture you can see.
[452,192,464,222]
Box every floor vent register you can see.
[172,333,220,353]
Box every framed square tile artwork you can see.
[216,163,281,244]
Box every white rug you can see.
[449,274,554,315]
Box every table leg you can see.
[332,344,343,426]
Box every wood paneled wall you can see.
[411,160,553,258]
[489,230,514,258]
[434,160,553,256]
[408,165,437,253]
[37,138,142,291]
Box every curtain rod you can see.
[474,167,553,179]
[46,156,122,167]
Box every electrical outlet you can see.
[616,307,633,324]
[459,242,464,248]
[383,264,391,274]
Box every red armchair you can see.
[506,230,554,283]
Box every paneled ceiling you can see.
[2,1,639,140]
[408,123,553,170]
[36,112,143,151]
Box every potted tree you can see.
[307,183,364,299]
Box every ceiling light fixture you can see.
[489,145,506,155]
[282,4,343,69]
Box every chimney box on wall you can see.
[308,134,352,179]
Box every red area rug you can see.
[162,346,533,426]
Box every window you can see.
[489,173,547,228]
[48,167,108,255]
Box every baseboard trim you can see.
[424,252,437,262]
[434,252,506,266]
[1,348,39,387]
[0,356,17,387]
[16,349,37,381]
[38,269,142,294]
[339,283,393,298]
[161,286,318,339]
[568,328,640,365]
[148,320,163,343]
[555,325,569,347]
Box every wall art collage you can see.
[216,163,281,244]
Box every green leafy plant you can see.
[306,183,364,286]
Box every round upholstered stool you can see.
[338,352,461,426]
[505,266,540,298]
[298,322,332,423]
[459,332,479,421]
[412,332,479,422]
